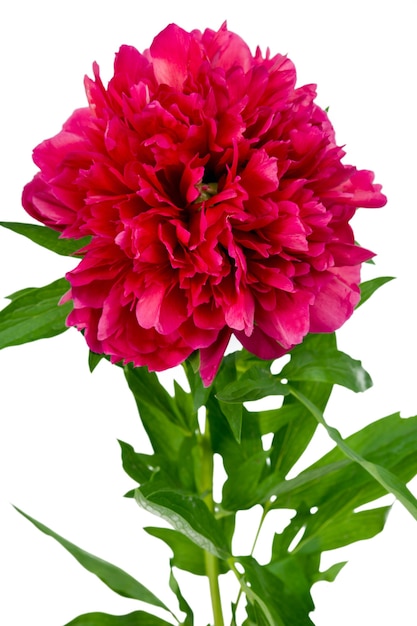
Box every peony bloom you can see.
[23,23,386,385]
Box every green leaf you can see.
[238,556,314,626]
[314,561,347,583]
[119,441,159,485]
[216,367,289,403]
[135,488,230,560]
[169,568,194,625]
[263,414,417,517]
[173,380,198,432]
[0,221,91,256]
[64,612,174,626]
[89,350,105,372]
[124,365,191,460]
[0,278,71,349]
[145,527,207,576]
[265,551,317,612]
[14,507,169,612]
[221,450,270,511]
[217,400,242,443]
[281,340,372,392]
[123,367,201,494]
[357,276,395,309]
[264,334,336,482]
[294,505,391,554]
[182,357,211,410]
[243,335,336,505]
[289,389,417,521]
[255,408,417,610]
[145,522,230,577]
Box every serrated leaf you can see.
[64,611,174,626]
[0,221,91,256]
[357,276,395,308]
[14,507,169,612]
[0,278,71,349]
[135,488,230,560]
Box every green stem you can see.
[204,549,224,626]
[198,416,224,626]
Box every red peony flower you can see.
[23,23,387,385]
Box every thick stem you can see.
[198,416,225,626]
[204,549,224,626]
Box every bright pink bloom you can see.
[23,23,386,385]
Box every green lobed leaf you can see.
[252,409,417,614]
[217,399,242,443]
[207,395,272,516]
[237,556,314,626]
[14,507,169,612]
[145,527,208,576]
[224,335,336,511]
[281,343,372,393]
[119,441,160,485]
[135,487,230,560]
[146,522,231,575]
[169,568,194,625]
[294,505,391,554]
[221,450,271,511]
[263,334,336,485]
[0,278,71,349]
[173,380,198,432]
[261,410,417,516]
[314,561,347,583]
[0,221,91,256]
[64,612,174,626]
[124,365,191,462]
[182,357,211,410]
[289,389,417,521]
[357,276,395,309]
[215,367,289,403]
[266,380,332,481]
[211,349,278,443]
[264,553,318,621]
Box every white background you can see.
[0,1,416,624]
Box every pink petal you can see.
[149,24,203,89]
[199,328,232,386]
[309,266,361,332]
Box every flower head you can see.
[23,23,386,385]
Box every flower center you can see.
[194,181,218,203]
